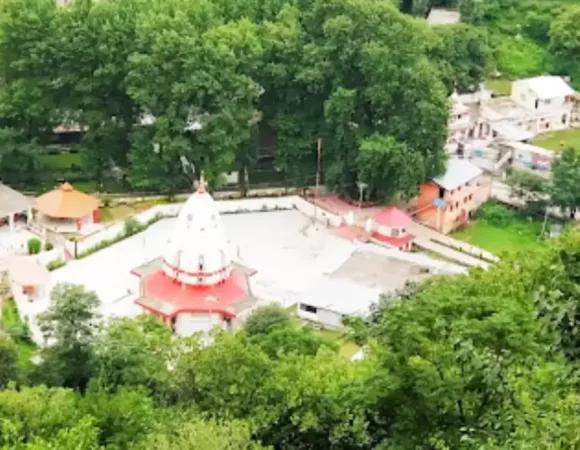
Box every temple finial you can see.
[197,170,207,193]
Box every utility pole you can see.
[357,181,368,224]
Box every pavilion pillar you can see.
[26,207,32,224]
[8,213,14,231]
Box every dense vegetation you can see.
[0,0,498,198]
[404,0,580,84]
[5,231,580,448]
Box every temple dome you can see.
[162,181,232,286]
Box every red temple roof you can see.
[135,269,250,318]
[374,207,414,228]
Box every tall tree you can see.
[0,335,18,387]
[550,6,580,89]
[550,147,580,218]
[34,283,100,390]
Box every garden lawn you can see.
[452,220,544,254]
[485,78,512,96]
[1,300,36,369]
[39,152,83,170]
[534,128,580,151]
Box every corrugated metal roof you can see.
[299,276,381,317]
[432,158,483,190]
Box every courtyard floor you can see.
[19,210,356,345]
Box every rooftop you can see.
[517,76,575,100]
[432,158,483,190]
[374,207,414,228]
[300,276,382,317]
[0,183,33,218]
[137,269,252,318]
[35,182,100,219]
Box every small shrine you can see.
[35,182,100,234]
[371,207,415,251]
[131,174,257,337]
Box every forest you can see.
[1,0,578,198]
[4,230,580,449]
[0,0,483,198]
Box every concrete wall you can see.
[297,303,344,329]
[174,312,226,337]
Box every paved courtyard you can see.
[18,210,357,344]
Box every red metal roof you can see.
[135,269,249,318]
[374,207,414,228]
[372,232,415,249]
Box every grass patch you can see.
[452,220,544,254]
[1,300,36,369]
[39,152,83,170]
[485,78,512,96]
[286,304,361,359]
[100,204,135,223]
[534,128,580,151]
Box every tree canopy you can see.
[0,0,501,199]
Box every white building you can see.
[297,276,381,328]
[510,76,575,134]
[448,76,577,154]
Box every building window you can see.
[401,228,406,234]
[392,228,400,237]
[300,304,317,314]
[455,202,459,208]
[469,194,473,200]
[544,99,551,105]
[535,99,539,109]
[562,114,568,124]
[450,205,454,212]
[198,255,205,271]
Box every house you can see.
[370,207,415,251]
[510,76,575,133]
[416,158,490,234]
[447,77,576,153]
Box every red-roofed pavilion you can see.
[372,207,415,251]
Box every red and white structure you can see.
[371,207,415,251]
[131,175,257,337]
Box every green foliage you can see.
[477,201,514,227]
[46,258,65,271]
[550,5,580,89]
[551,147,580,216]
[26,238,41,255]
[495,37,550,78]
[34,284,100,390]
[44,241,53,251]
[244,304,291,337]
[0,336,18,388]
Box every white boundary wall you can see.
[70,196,343,257]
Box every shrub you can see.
[44,242,54,251]
[46,258,65,271]
[102,197,112,208]
[27,238,42,255]
[479,202,514,227]
[123,218,143,237]
[244,304,292,336]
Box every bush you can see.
[27,238,42,255]
[479,202,514,227]
[46,258,65,271]
[44,242,54,251]
[123,218,143,237]
[244,304,292,336]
